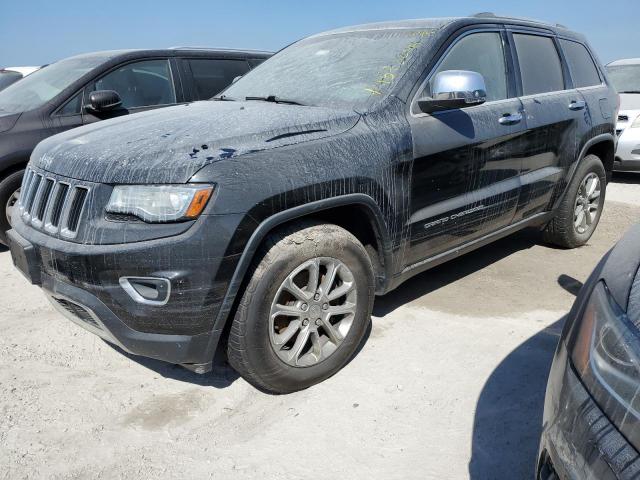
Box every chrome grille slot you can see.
[48,183,70,229]
[34,178,54,222]
[25,174,42,214]
[64,187,88,234]
[20,167,91,240]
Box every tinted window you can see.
[188,59,250,100]
[514,34,564,95]
[560,40,601,88]
[429,32,508,103]
[248,58,266,68]
[0,53,111,114]
[91,59,175,109]
[57,92,82,116]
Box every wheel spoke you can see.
[283,277,311,301]
[273,320,302,347]
[288,327,312,364]
[306,259,321,294]
[586,177,599,198]
[574,204,583,218]
[327,281,355,301]
[575,210,586,230]
[309,330,323,360]
[327,302,357,317]
[271,304,303,318]
[321,318,344,345]
[319,261,339,296]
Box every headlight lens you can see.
[571,282,640,434]
[106,185,213,223]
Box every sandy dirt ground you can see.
[1,173,639,480]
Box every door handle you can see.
[499,113,523,125]
[569,100,586,111]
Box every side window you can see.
[513,34,564,95]
[427,32,509,103]
[248,58,266,69]
[90,59,176,109]
[57,92,83,116]
[559,40,601,88]
[188,59,250,100]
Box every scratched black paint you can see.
[10,18,617,372]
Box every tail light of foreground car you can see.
[106,184,213,223]
[570,281,640,448]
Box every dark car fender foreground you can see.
[538,224,640,479]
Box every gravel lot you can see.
[1,174,638,480]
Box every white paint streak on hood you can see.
[31,100,361,184]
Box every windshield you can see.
[221,29,436,109]
[606,64,640,93]
[0,54,111,114]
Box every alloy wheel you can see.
[574,173,601,235]
[5,188,20,227]
[269,257,358,367]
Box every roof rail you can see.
[471,12,567,29]
[168,46,271,53]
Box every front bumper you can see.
[615,117,640,172]
[537,344,640,479]
[8,212,249,369]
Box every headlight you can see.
[571,282,640,437]
[106,185,213,223]
[632,115,640,128]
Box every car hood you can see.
[31,101,361,184]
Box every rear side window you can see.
[91,59,176,109]
[57,92,83,116]
[560,40,601,88]
[188,59,250,100]
[429,32,509,102]
[513,34,564,95]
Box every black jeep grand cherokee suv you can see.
[8,15,617,393]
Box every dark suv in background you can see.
[0,47,271,245]
[9,14,617,394]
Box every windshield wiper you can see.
[245,95,306,106]
[619,91,640,94]
[212,95,237,101]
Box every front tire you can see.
[0,170,24,246]
[227,221,375,394]
[543,154,606,248]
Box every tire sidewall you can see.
[0,170,25,245]
[241,226,374,392]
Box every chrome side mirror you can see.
[417,70,487,114]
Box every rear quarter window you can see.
[513,34,565,95]
[560,39,602,88]
[188,59,250,100]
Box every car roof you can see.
[60,47,272,64]
[607,58,640,67]
[313,14,583,40]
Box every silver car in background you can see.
[607,58,640,172]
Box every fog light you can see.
[119,277,171,306]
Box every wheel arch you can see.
[204,194,393,361]
[580,134,615,182]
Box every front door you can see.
[406,30,527,266]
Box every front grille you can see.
[18,167,90,239]
[54,298,102,330]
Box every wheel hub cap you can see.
[269,257,358,368]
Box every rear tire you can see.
[543,154,606,248]
[0,170,24,246]
[227,221,375,394]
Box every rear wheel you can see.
[227,221,375,394]
[543,154,606,248]
[0,170,24,246]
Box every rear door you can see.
[181,58,251,101]
[509,29,585,221]
[406,29,527,265]
[82,58,179,125]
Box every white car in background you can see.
[607,58,640,172]
[0,66,41,91]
